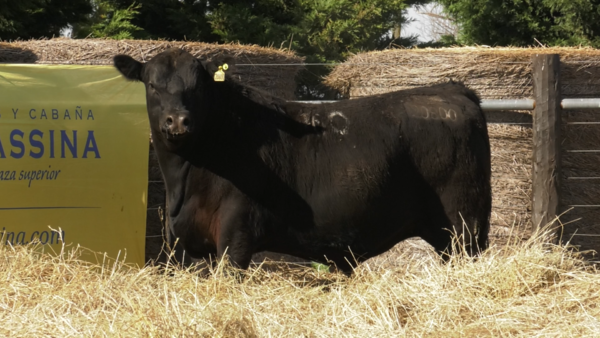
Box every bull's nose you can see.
[165,114,191,135]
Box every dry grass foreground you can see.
[1,229,599,337]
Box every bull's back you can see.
[288,82,486,190]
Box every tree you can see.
[291,0,423,98]
[0,0,93,40]
[208,0,301,48]
[72,1,142,39]
[209,0,425,62]
[103,0,428,61]
[436,0,600,47]
[109,0,217,41]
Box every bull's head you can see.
[113,49,233,148]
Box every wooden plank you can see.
[531,54,562,231]
[556,206,600,257]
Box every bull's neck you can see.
[152,126,242,220]
[206,80,322,142]
[151,135,194,219]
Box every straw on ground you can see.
[0,227,598,337]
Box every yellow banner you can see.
[0,64,149,266]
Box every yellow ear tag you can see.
[214,65,225,82]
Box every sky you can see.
[401,4,439,42]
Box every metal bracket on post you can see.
[531,54,561,233]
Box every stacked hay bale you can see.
[326,47,600,251]
[0,38,302,99]
[0,38,304,264]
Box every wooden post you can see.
[531,54,561,231]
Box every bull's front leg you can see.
[216,198,256,270]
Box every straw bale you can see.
[0,38,304,100]
[325,46,600,100]
[488,124,533,241]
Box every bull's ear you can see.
[201,55,236,79]
[113,54,143,81]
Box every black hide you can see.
[114,49,492,274]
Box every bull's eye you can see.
[148,83,160,98]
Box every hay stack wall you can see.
[0,38,302,99]
[0,38,304,263]
[326,47,600,251]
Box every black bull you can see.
[114,49,491,274]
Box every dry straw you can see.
[1,226,598,337]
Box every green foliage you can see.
[208,0,415,63]
[111,0,216,41]
[209,1,301,48]
[437,34,459,46]
[295,0,405,62]
[437,0,600,47]
[0,0,93,40]
[105,0,428,62]
[73,1,142,40]
[416,34,459,48]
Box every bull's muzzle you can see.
[163,112,191,140]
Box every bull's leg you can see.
[216,201,255,270]
[421,214,484,260]
[217,230,254,270]
[448,126,492,256]
[420,212,454,260]
[421,185,490,259]
[454,210,489,256]
[167,223,216,275]
[435,185,490,257]
[163,208,195,267]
